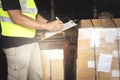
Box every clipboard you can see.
[41,20,77,40]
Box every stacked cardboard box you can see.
[112,18,120,80]
[77,28,95,80]
[40,49,64,80]
[51,59,64,80]
[77,19,120,80]
[95,28,119,80]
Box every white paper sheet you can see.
[112,70,120,77]
[88,61,95,68]
[91,29,100,47]
[112,50,118,57]
[105,30,115,43]
[97,53,112,73]
[118,29,120,37]
[117,29,120,40]
[44,49,64,60]
[78,29,91,40]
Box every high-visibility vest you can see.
[1,0,37,38]
[0,0,2,22]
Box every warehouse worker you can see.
[0,0,63,80]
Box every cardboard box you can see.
[51,59,64,80]
[40,50,64,80]
[77,49,94,60]
[77,19,120,80]
[76,59,95,80]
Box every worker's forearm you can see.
[7,10,63,31]
[7,10,47,30]
[13,14,48,30]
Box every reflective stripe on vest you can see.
[1,0,37,38]
[0,1,1,8]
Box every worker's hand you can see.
[46,20,63,31]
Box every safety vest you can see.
[0,0,2,22]
[1,0,37,38]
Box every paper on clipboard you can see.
[41,20,77,40]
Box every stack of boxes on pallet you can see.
[40,49,64,80]
[77,18,120,80]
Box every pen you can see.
[56,17,60,20]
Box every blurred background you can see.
[35,0,120,21]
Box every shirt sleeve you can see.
[1,0,21,10]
